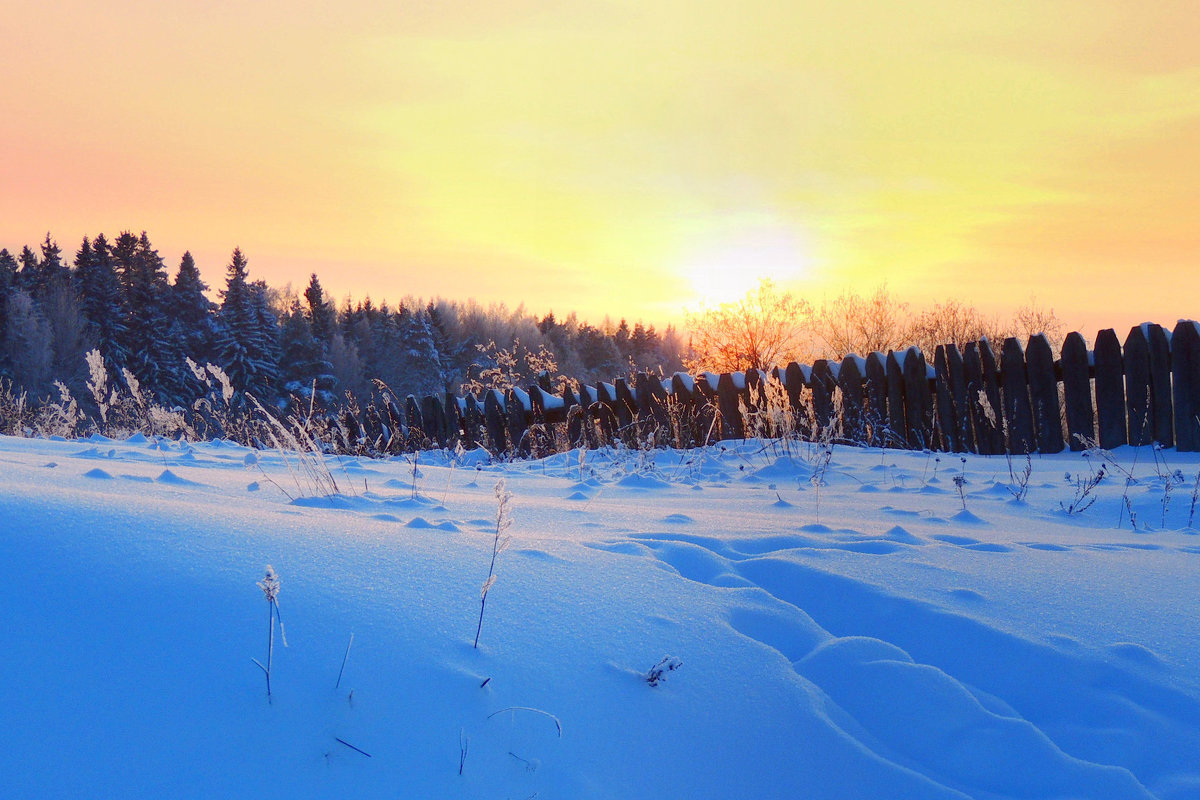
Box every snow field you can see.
[1,434,1199,799]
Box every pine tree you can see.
[37,233,69,296]
[76,233,130,377]
[16,246,39,294]
[303,273,336,345]
[427,300,464,392]
[216,248,277,404]
[167,251,218,400]
[277,301,335,405]
[0,249,17,376]
[398,305,443,397]
[119,232,177,400]
[4,289,53,394]
[170,252,217,363]
[247,280,280,400]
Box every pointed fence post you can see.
[1000,337,1035,454]
[1172,321,1200,452]
[1026,334,1064,454]
[1094,328,1127,449]
[1060,332,1094,451]
[1148,323,1174,448]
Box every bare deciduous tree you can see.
[684,279,813,373]
[814,285,910,358]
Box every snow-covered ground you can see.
[2,433,1200,799]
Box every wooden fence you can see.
[340,320,1200,457]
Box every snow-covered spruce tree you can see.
[0,248,19,378]
[397,303,444,398]
[169,251,218,365]
[16,245,40,297]
[215,248,278,406]
[303,273,336,346]
[4,290,53,394]
[74,234,130,381]
[247,280,280,401]
[111,232,179,402]
[426,300,465,393]
[277,300,336,406]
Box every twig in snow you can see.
[487,707,562,738]
[335,737,372,758]
[335,632,354,690]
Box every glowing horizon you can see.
[2,1,1199,338]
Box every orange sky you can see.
[2,0,1199,337]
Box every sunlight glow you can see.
[678,217,814,306]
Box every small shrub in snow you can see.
[474,479,513,649]
[953,474,968,511]
[646,656,683,687]
[1005,453,1032,502]
[1061,461,1106,515]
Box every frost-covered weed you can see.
[1187,471,1200,529]
[247,394,343,499]
[252,565,286,699]
[1061,458,1106,515]
[474,479,513,649]
[33,381,83,438]
[646,656,683,687]
[1006,453,1032,502]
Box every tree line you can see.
[0,232,688,415]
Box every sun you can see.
[677,216,813,307]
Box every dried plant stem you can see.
[474,480,513,649]
[335,737,372,757]
[487,707,563,738]
[335,632,354,690]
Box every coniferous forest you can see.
[0,232,686,429]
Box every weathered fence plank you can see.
[933,345,958,452]
[811,359,836,434]
[1060,331,1093,451]
[902,347,933,449]
[1123,326,1152,446]
[1026,334,1064,454]
[483,389,506,453]
[421,395,446,447]
[1094,328,1126,449]
[636,372,672,438]
[506,388,530,456]
[613,378,636,432]
[885,351,907,447]
[838,355,866,444]
[1148,323,1174,447]
[1000,338,1035,454]
[864,352,888,446]
[1172,321,1200,452]
[716,373,745,440]
[444,393,463,447]
[946,344,973,453]
[977,339,1005,454]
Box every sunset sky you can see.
[2,0,1198,336]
